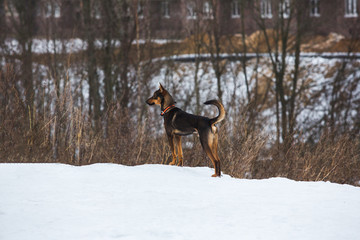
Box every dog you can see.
[146,84,225,177]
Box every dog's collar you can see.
[161,105,175,116]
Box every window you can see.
[137,0,144,19]
[161,0,170,18]
[260,0,272,18]
[231,0,241,18]
[45,2,61,18]
[279,0,290,19]
[93,2,101,19]
[137,2,144,19]
[187,2,197,19]
[203,1,213,18]
[345,0,358,17]
[310,0,320,17]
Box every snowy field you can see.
[1,164,360,240]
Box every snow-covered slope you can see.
[1,164,359,240]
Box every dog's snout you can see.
[146,98,154,105]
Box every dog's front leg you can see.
[167,134,177,165]
[175,135,183,166]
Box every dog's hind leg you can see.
[200,132,220,177]
[167,135,177,165]
[205,147,220,177]
[211,133,221,176]
[175,135,183,166]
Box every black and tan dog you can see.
[146,84,225,177]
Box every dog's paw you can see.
[211,174,221,177]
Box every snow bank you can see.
[1,164,360,240]
[2,38,182,54]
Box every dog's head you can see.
[146,84,167,106]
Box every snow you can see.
[1,164,360,240]
[154,52,360,62]
[2,38,182,54]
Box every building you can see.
[2,0,359,39]
[149,0,360,38]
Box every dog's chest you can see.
[164,111,197,136]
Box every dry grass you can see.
[286,133,360,184]
[1,94,359,186]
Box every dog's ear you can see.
[159,83,165,93]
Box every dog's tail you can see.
[204,100,225,126]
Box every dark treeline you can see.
[0,0,359,185]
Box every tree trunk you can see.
[83,0,101,126]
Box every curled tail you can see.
[204,100,225,126]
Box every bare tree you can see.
[8,0,36,115]
[232,0,266,134]
[115,0,136,110]
[206,0,226,101]
[254,0,308,151]
[185,0,207,114]
[82,0,101,126]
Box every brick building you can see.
[148,0,360,38]
[2,0,360,39]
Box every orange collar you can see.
[161,105,175,116]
